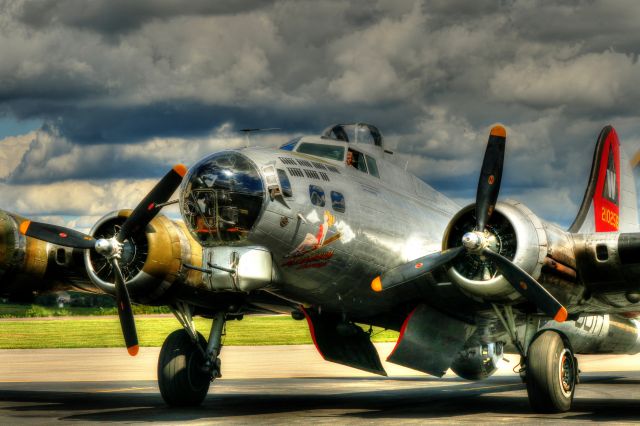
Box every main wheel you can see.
[526,330,576,413]
[158,329,210,406]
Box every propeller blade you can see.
[475,125,506,231]
[372,246,464,292]
[117,164,187,242]
[19,220,96,249]
[111,258,139,356]
[481,248,568,322]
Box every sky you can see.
[0,0,639,231]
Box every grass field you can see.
[0,304,170,318]
[0,315,399,349]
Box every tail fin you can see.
[569,125,639,233]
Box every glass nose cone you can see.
[180,152,264,247]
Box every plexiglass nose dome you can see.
[179,152,265,247]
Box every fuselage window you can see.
[346,149,368,173]
[279,137,301,151]
[365,155,380,178]
[297,143,345,161]
[309,184,326,207]
[331,191,345,213]
[277,169,293,197]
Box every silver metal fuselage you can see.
[220,141,459,315]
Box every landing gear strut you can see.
[158,303,227,406]
[491,305,578,413]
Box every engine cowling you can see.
[84,210,204,304]
[450,342,504,380]
[442,200,550,302]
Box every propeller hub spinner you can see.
[462,231,484,253]
[95,237,123,259]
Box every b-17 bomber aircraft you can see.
[1,122,640,413]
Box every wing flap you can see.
[387,304,476,377]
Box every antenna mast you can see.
[239,128,281,148]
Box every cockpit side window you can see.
[365,154,380,178]
[346,149,368,173]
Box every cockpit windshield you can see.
[296,142,345,161]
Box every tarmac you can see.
[0,342,638,424]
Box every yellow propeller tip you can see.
[554,307,568,323]
[371,276,383,292]
[19,220,31,236]
[127,345,139,356]
[490,125,506,138]
[173,164,188,178]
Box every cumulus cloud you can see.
[1,123,270,183]
[0,130,34,178]
[0,0,639,229]
[0,179,156,216]
[490,51,640,111]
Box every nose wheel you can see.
[525,330,577,413]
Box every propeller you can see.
[481,249,567,322]
[19,164,188,355]
[371,126,568,322]
[371,247,463,292]
[19,220,96,249]
[475,125,505,230]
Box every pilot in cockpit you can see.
[346,150,355,167]
[346,149,366,172]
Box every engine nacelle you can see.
[443,200,577,303]
[0,210,98,296]
[0,211,49,295]
[543,314,640,354]
[85,210,204,304]
[450,342,504,380]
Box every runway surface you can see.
[0,343,639,424]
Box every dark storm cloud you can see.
[3,99,419,147]
[0,0,639,225]
[12,0,275,35]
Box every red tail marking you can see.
[593,128,620,232]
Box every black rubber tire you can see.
[526,330,576,413]
[157,329,210,406]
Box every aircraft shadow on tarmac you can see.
[0,376,638,422]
